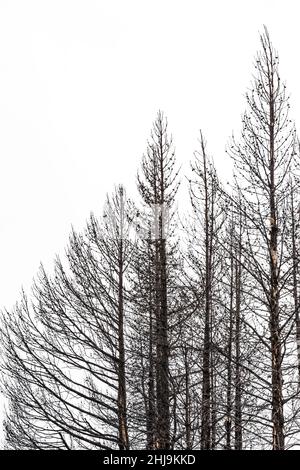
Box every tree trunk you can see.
[117,240,129,450]
[201,143,212,450]
[225,246,234,450]
[290,186,300,386]
[184,347,192,450]
[147,274,156,450]
[269,85,284,450]
[234,225,242,450]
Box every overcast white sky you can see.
[0,0,300,448]
[1,0,300,310]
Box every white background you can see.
[0,0,300,446]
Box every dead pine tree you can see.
[221,204,244,450]
[86,185,132,450]
[228,27,299,450]
[0,185,133,450]
[188,132,223,450]
[137,111,180,449]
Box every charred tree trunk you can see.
[155,133,170,449]
[290,185,300,386]
[210,335,217,450]
[156,236,170,448]
[117,243,129,449]
[268,61,284,449]
[138,112,178,450]
[225,245,234,450]
[117,189,130,450]
[200,139,212,450]
[184,347,192,450]
[234,221,242,450]
[147,285,156,449]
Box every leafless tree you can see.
[188,132,224,449]
[2,29,300,452]
[1,186,134,449]
[134,111,180,449]
[227,27,300,449]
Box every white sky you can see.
[1,0,300,309]
[0,0,300,444]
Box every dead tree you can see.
[228,28,299,450]
[127,232,158,449]
[221,205,244,450]
[188,132,224,449]
[0,186,133,449]
[137,111,180,449]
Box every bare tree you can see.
[136,111,180,449]
[2,29,300,452]
[0,186,133,449]
[188,132,224,449]
[228,27,299,449]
